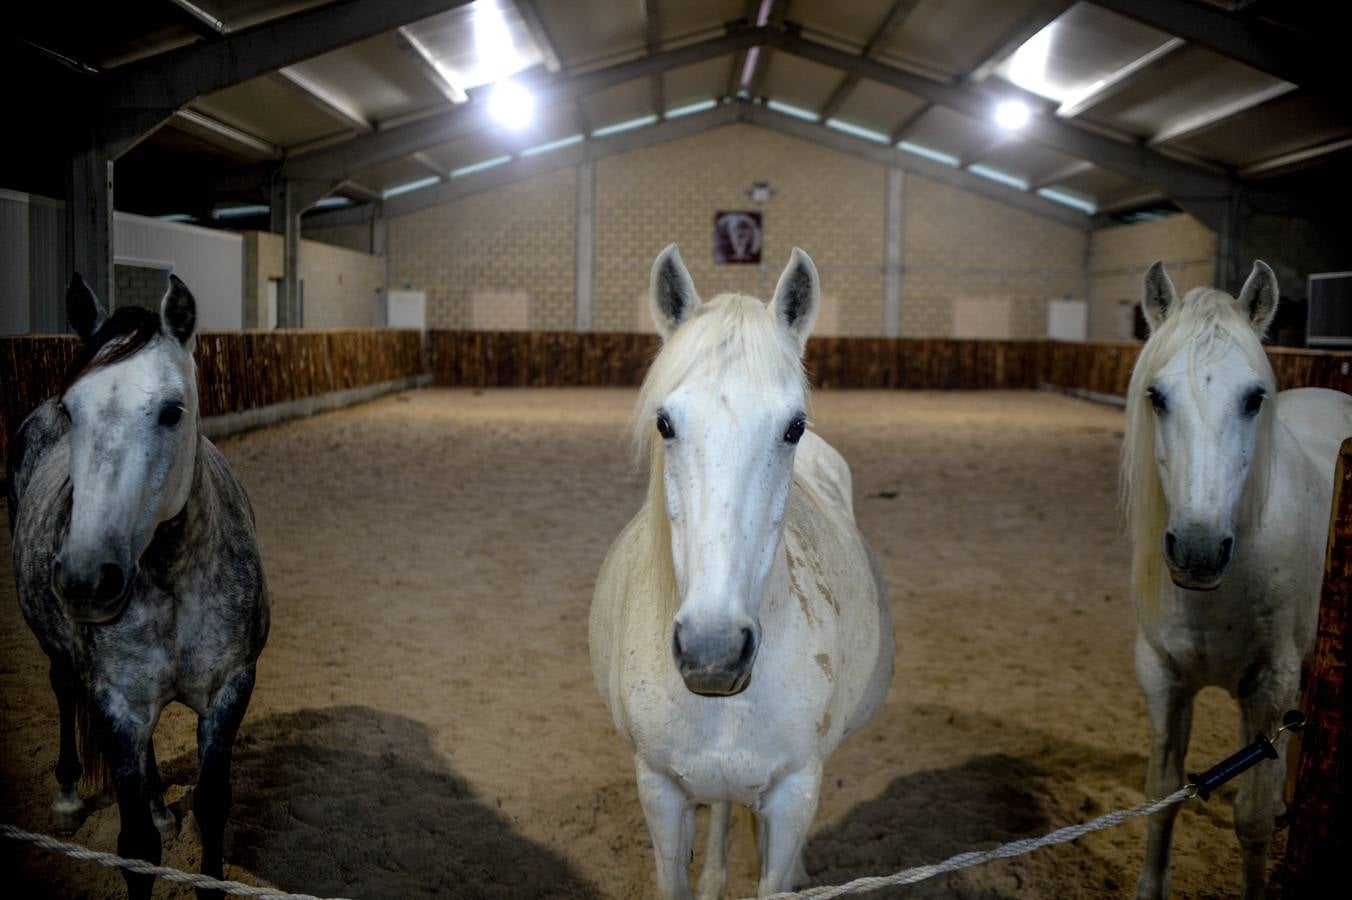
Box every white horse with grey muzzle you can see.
[1124,261,1352,899]
[590,245,894,898]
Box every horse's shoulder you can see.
[793,431,855,520]
[196,436,258,526]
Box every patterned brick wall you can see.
[902,174,1086,339]
[594,123,885,335]
[114,264,169,313]
[304,222,374,254]
[387,167,577,331]
[383,122,1095,338]
[241,231,385,328]
[1088,214,1216,340]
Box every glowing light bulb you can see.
[995,100,1030,130]
[488,80,534,130]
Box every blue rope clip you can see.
[1187,709,1308,801]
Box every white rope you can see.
[759,787,1194,899]
[0,823,351,900]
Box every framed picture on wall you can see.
[714,211,763,264]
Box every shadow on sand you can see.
[163,705,601,900]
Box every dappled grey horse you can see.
[7,274,269,899]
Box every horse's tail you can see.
[75,693,112,794]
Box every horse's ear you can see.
[66,273,107,341]
[770,247,820,351]
[1141,261,1178,333]
[650,243,700,341]
[1237,260,1279,335]
[161,274,197,345]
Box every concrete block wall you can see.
[1088,214,1216,340]
[593,124,885,335]
[384,122,1100,338]
[388,167,577,331]
[903,173,1085,338]
[242,231,385,328]
[114,263,170,312]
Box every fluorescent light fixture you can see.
[1036,187,1097,214]
[382,176,441,198]
[592,114,658,137]
[488,79,534,130]
[520,134,585,157]
[766,100,819,122]
[968,164,1029,190]
[450,155,512,178]
[212,204,269,219]
[159,213,194,222]
[898,142,959,167]
[665,99,718,119]
[314,196,353,209]
[995,100,1031,130]
[825,118,891,144]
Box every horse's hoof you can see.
[50,795,86,835]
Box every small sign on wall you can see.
[714,211,763,264]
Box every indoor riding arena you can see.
[2,3,1348,899]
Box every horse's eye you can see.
[1242,389,1266,417]
[1147,387,1167,414]
[656,413,675,440]
[784,416,806,444]
[158,404,184,427]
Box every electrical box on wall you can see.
[1047,299,1087,341]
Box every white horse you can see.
[1123,261,1352,899]
[590,245,893,899]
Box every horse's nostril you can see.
[1218,537,1234,568]
[672,623,685,660]
[736,628,756,670]
[94,564,125,603]
[1164,531,1179,561]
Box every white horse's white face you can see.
[54,275,199,623]
[1140,261,1279,590]
[648,244,819,696]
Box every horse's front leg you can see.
[1233,661,1299,900]
[636,758,696,900]
[146,736,179,842]
[91,699,159,900]
[1135,638,1194,900]
[194,665,256,900]
[47,661,85,833]
[755,765,820,897]
[697,802,732,900]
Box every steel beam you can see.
[769,28,1234,228]
[68,142,115,306]
[642,0,665,116]
[1028,159,1093,191]
[1056,38,1185,118]
[575,160,595,330]
[397,26,467,103]
[1088,0,1344,110]
[1148,81,1296,146]
[282,27,767,181]
[172,109,281,158]
[818,0,923,121]
[517,0,563,73]
[311,102,1092,231]
[966,0,1075,82]
[104,0,474,111]
[276,68,373,133]
[1240,136,1352,178]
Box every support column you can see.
[372,214,390,326]
[1212,191,1246,294]
[269,179,332,328]
[68,142,115,308]
[883,166,904,337]
[575,160,595,332]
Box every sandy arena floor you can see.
[1,388,1275,898]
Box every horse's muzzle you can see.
[672,620,758,697]
[1163,527,1234,591]
[52,556,136,624]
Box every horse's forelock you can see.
[62,306,165,393]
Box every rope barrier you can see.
[759,787,1193,899]
[0,824,350,900]
[3,711,1306,899]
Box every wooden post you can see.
[1270,437,1352,896]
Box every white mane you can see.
[1121,286,1278,622]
